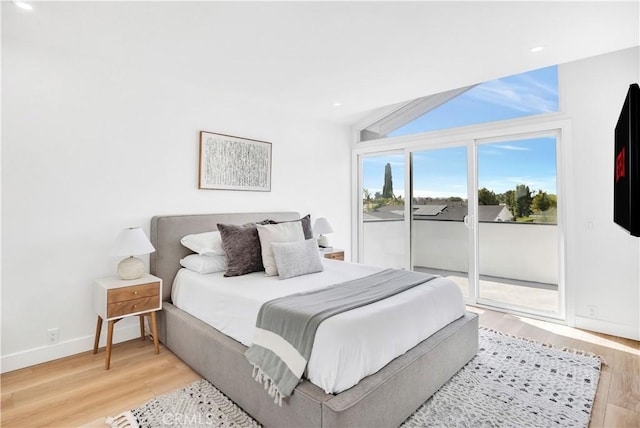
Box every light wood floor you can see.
[1,307,638,427]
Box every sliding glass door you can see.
[411,145,473,299]
[356,129,563,319]
[476,134,561,316]
[360,152,406,269]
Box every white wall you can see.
[562,47,640,339]
[1,38,352,372]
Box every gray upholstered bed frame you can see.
[150,212,478,428]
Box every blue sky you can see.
[389,66,558,136]
[363,66,558,199]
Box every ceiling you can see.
[3,1,639,125]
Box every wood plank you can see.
[603,403,640,428]
[608,347,640,413]
[589,363,612,428]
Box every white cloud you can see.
[495,144,530,151]
[468,78,557,114]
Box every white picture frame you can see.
[198,131,272,191]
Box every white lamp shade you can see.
[313,218,334,235]
[112,227,155,256]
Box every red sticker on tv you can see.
[615,146,625,182]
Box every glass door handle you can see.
[463,215,473,229]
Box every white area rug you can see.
[106,329,602,428]
[401,329,602,427]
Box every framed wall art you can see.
[198,131,272,191]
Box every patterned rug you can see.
[106,329,602,428]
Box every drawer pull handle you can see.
[133,291,138,295]
[133,305,138,309]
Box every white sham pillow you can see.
[180,254,227,274]
[180,231,225,256]
[256,222,304,276]
[271,239,324,280]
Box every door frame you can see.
[355,149,408,270]
[409,140,477,302]
[473,129,565,320]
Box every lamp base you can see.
[317,235,329,248]
[117,256,145,280]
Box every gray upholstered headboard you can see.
[150,212,301,301]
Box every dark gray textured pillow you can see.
[271,238,324,280]
[266,214,313,240]
[217,222,266,277]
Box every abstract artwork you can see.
[199,131,272,191]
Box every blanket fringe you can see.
[251,364,284,406]
[105,411,139,428]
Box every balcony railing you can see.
[363,218,558,285]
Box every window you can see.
[361,153,406,269]
[360,66,559,141]
[478,136,557,224]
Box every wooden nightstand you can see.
[320,249,344,261]
[93,274,162,369]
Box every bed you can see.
[150,212,478,428]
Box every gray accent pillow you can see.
[256,222,305,276]
[217,222,267,277]
[266,214,313,240]
[271,238,324,280]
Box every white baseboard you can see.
[1,324,142,374]
[574,316,639,341]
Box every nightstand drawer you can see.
[324,251,344,261]
[107,282,159,304]
[107,296,159,318]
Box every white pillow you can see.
[180,231,225,256]
[271,239,324,280]
[180,254,227,274]
[256,222,304,276]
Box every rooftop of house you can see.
[364,203,513,222]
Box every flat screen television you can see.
[614,83,640,237]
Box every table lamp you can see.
[112,227,156,280]
[313,218,334,248]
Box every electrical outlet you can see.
[587,305,598,319]
[47,328,59,345]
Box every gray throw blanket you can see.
[244,269,436,405]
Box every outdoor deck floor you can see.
[415,266,559,314]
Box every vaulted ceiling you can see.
[3,1,639,124]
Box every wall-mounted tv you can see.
[614,83,639,237]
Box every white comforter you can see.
[172,259,465,394]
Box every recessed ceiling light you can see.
[13,1,33,10]
[333,102,342,107]
[530,46,544,53]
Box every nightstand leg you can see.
[150,311,159,354]
[93,316,103,354]
[105,320,115,370]
[139,315,145,341]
